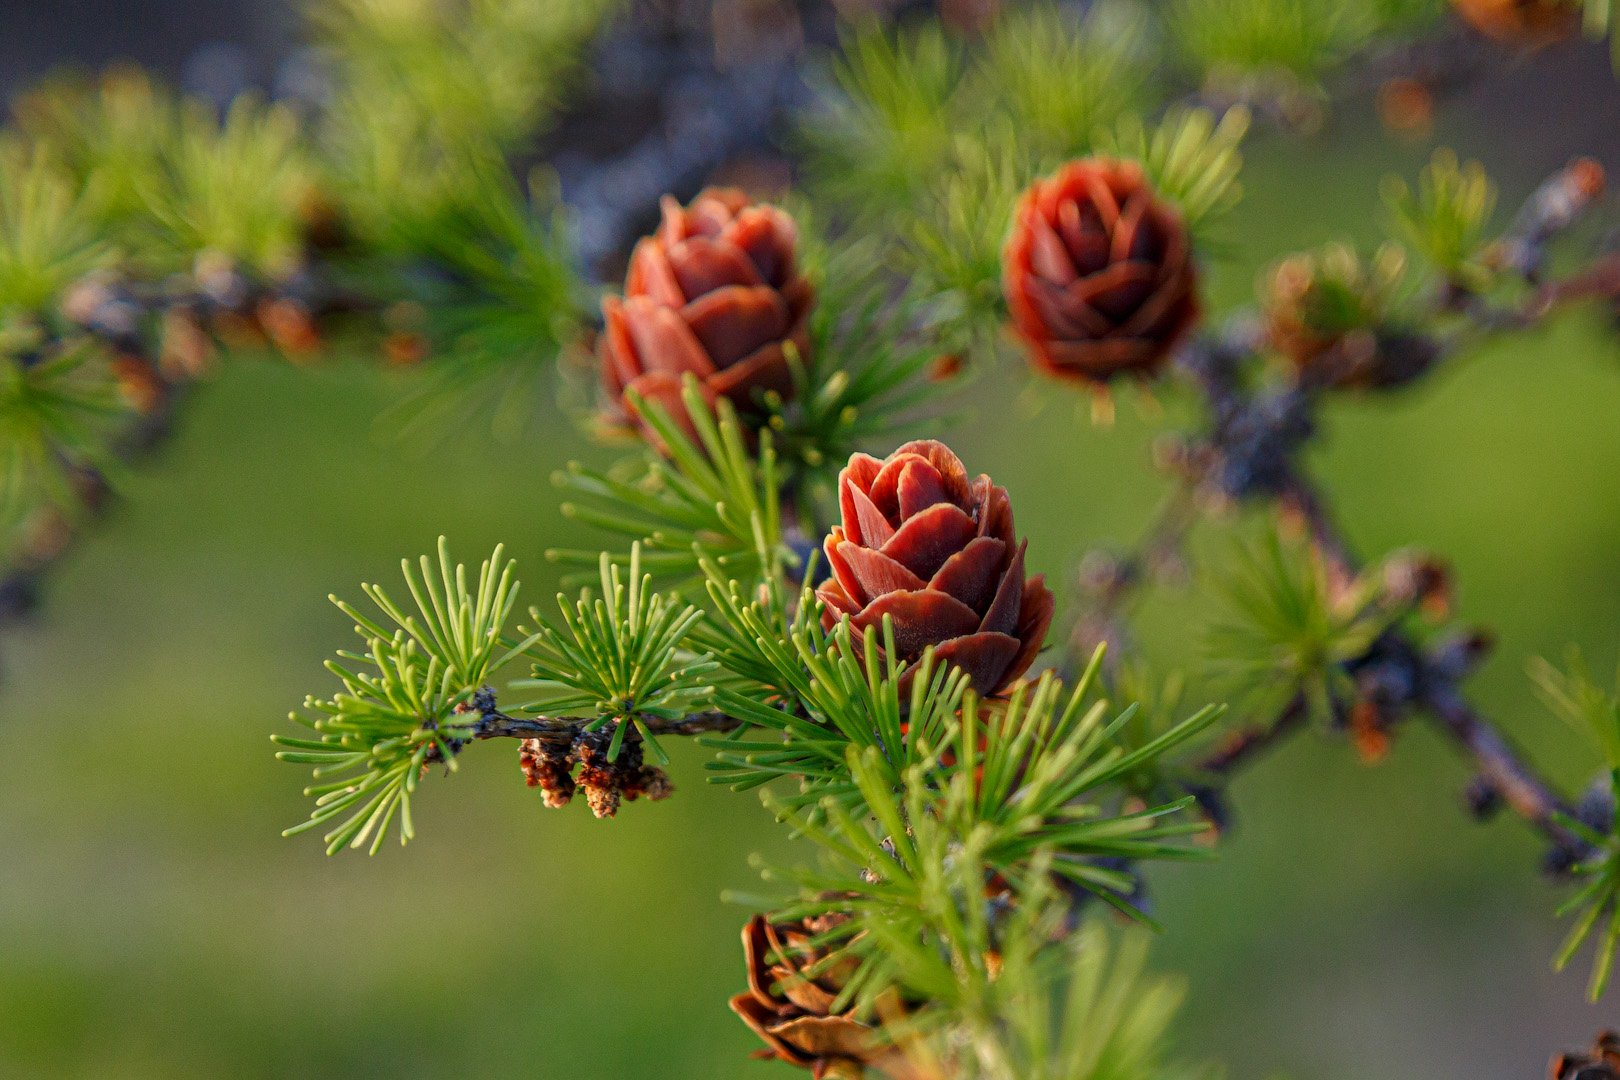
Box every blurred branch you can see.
[1422,679,1583,861]
[0,261,359,627]
[0,458,117,621]
[549,17,814,272]
[1197,690,1309,779]
[1276,467,1584,859]
[1067,157,1612,870]
[0,1,825,647]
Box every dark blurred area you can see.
[0,0,293,97]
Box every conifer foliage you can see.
[5,0,1620,1076]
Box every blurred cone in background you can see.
[598,187,813,441]
[1003,158,1200,387]
[1377,77,1436,140]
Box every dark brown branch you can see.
[1197,693,1310,779]
[1420,681,1580,855]
[1274,472,1359,593]
[1273,466,1582,861]
[1493,157,1607,282]
[0,258,368,628]
[1156,155,1614,864]
[1536,251,1620,311]
[421,693,747,817]
[472,707,743,748]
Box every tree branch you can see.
[1197,692,1310,779]
[419,693,748,817]
[0,4,819,647]
[0,368,186,624]
[1274,468,1582,861]
[1421,680,1581,861]
[471,706,744,749]
[1087,157,1611,868]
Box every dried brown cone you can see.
[1552,1031,1620,1080]
[518,738,576,808]
[816,440,1054,697]
[577,753,622,819]
[622,764,674,803]
[730,914,926,1080]
[1003,158,1200,386]
[1450,0,1578,45]
[571,727,674,819]
[600,187,813,442]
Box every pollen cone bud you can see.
[730,913,925,1080]
[599,188,812,442]
[519,738,576,808]
[1450,0,1578,45]
[1261,244,1427,389]
[1551,1031,1620,1080]
[1003,158,1200,385]
[816,440,1054,697]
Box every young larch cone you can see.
[1260,244,1427,389]
[599,187,813,440]
[1450,0,1578,45]
[1552,1031,1620,1079]
[730,914,924,1080]
[1264,250,1369,365]
[1003,158,1200,386]
[816,440,1054,697]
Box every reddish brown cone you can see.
[1003,158,1199,385]
[816,440,1054,697]
[730,914,924,1080]
[600,187,813,440]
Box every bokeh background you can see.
[3,3,1620,1078]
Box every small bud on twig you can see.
[1550,1030,1620,1080]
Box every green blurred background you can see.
[4,10,1620,1080]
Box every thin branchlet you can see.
[463,702,743,751]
